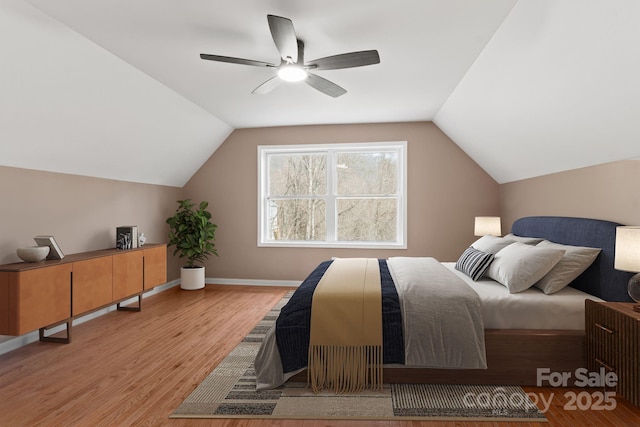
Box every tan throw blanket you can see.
[308,258,383,393]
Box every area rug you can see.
[171,291,546,422]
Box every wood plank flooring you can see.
[1,284,639,426]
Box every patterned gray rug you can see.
[171,292,547,421]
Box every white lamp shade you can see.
[615,226,640,272]
[474,216,501,237]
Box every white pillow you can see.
[486,242,566,293]
[534,240,601,294]
[503,233,544,245]
[471,235,515,255]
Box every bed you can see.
[254,216,634,389]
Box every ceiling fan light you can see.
[277,65,307,82]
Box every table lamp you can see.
[614,226,640,312]
[474,216,501,237]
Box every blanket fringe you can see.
[308,345,383,393]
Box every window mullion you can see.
[325,150,336,242]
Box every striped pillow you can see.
[455,247,494,281]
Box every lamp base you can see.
[628,273,640,311]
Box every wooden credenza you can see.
[585,300,640,408]
[0,244,166,343]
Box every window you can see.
[258,141,407,248]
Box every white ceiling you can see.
[1,0,639,186]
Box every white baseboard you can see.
[0,277,300,356]
[206,278,300,287]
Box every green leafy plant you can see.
[166,199,218,268]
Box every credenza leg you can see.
[116,294,142,312]
[39,320,72,344]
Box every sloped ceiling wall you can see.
[0,0,231,187]
[434,0,640,183]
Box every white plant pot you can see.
[180,266,205,290]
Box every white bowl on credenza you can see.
[17,246,50,262]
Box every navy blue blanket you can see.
[275,259,404,373]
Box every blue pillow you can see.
[455,247,494,281]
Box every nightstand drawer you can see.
[585,302,623,346]
[586,336,617,373]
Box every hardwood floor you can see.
[1,284,639,426]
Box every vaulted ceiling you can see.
[1,0,639,186]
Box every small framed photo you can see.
[33,235,65,260]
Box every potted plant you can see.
[166,199,218,290]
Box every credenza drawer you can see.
[6,264,72,335]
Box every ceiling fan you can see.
[200,14,380,98]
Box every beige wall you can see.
[500,159,640,231]
[183,122,500,281]
[0,121,499,286]
[0,166,182,279]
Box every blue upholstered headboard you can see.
[511,216,633,302]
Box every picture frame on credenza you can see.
[33,235,65,260]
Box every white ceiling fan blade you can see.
[267,15,298,63]
[252,76,282,95]
[200,54,276,67]
[306,73,347,98]
[306,50,380,70]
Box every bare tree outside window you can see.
[268,153,326,240]
[336,152,398,241]
[259,142,406,248]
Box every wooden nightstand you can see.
[585,300,640,407]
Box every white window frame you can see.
[258,141,407,249]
